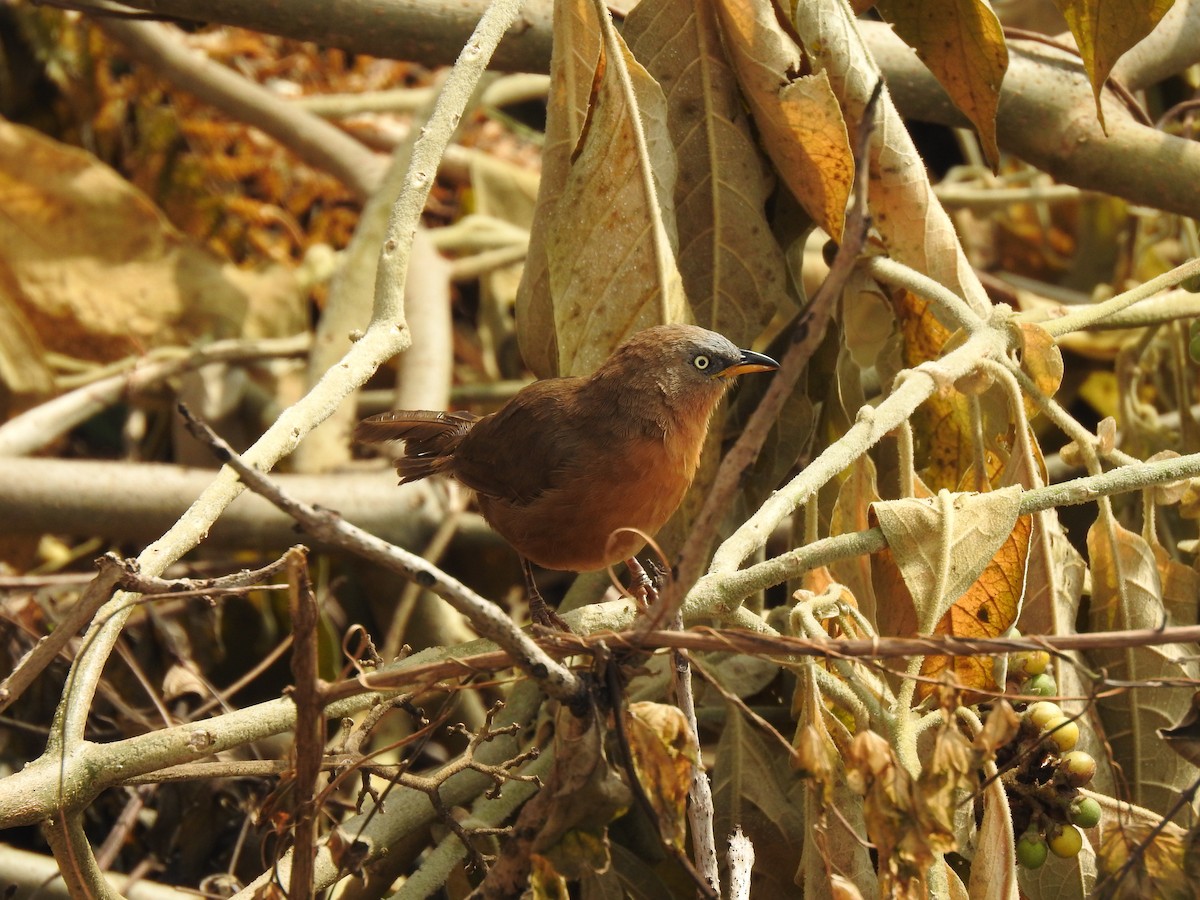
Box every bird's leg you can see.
[624,557,660,610]
[521,557,571,631]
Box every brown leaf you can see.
[1096,811,1197,898]
[845,725,972,897]
[525,5,688,377]
[919,514,1031,698]
[534,705,632,878]
[625,0,787,345]
[829,455,882,624]
[1015,320,1065,415]
[875,0,1008,167]
[794,667,879,898]
[1158,691,1200,769]
[892,290,1008,490]
[711,0,854,239]
[872,486,1024,633]
[515,0,603,376]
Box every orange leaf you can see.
[919,515,1032,698]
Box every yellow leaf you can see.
[873,486,1024,634]
[875,0,1008,167]
[625,0,787,345]
[541,9,688,377]
[625,701,696,851]
[1052,0,1175,128]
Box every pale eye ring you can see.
[693,354,711,371]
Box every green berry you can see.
[1070,797,1102,829]
[1022,674,1058,697]
[1059,750,1097,787]
[1016,831,1049,869]
[1048,824,1084,858]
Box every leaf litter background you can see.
[0,0,1199,897]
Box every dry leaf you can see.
[795,667,879,899]
[918,513,1031,697]
[875,0,1008,167]
[0,120,303,365]
[1086,518,1200,817]
[516,0,603,376]
[1052,0,1175,128]
[625,0,787,345]
[528,4,687,377]
[711,700,809,898]
[624,701,697,852]
[892,290,1007,490]
[1015,320,1065,414]
[872,486,1023,633]
[711,0,854,239]
[829,454,883,624]
[1158,691,1200,768]
[966,769,1018,900]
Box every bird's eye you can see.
[693,355,711,371]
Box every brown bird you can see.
[355,324,779,626]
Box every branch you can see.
[96,17,385,199]
[92,0,1200,215]
[0,456,475,549]
[689,447,1200,615]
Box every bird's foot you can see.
[529,592,572,632]
[625,558,661,611]
[522,557,572,632]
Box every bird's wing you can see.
[450,381,585,505]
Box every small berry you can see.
[1048,824,1084,858]
[1026,701,1064,730]
[1022,674,1058,697]
[1044,716,1080,752]
[1070,797,1102,829]
[1058,750,1097,787]
[1016,831,1049,869]
[1012,650,1051,676]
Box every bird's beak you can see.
[717,348,780,378]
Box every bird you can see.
[354,324,779,627]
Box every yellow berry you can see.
[1026,701,1063,730]
[1013,650,1051,676]
[1044,716,1080,752]
[1048,824,1084,858]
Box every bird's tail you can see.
[353,410,479,482]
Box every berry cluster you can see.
[998,652,1101,869]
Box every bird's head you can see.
[594,324,779,407]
